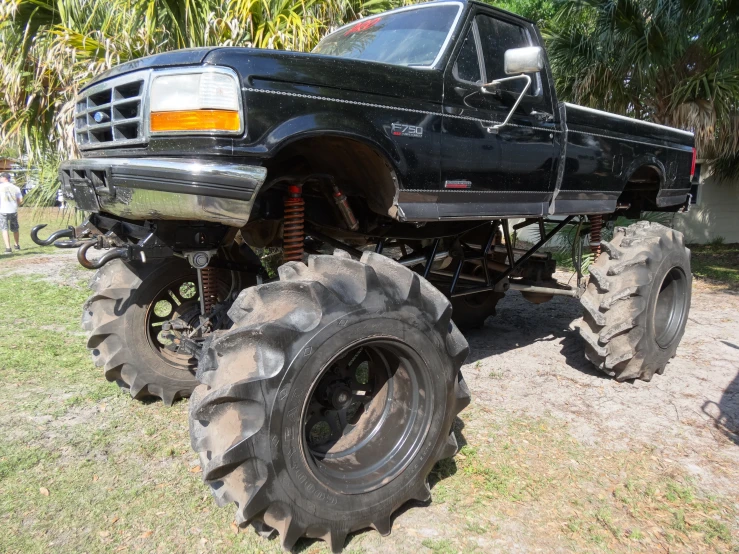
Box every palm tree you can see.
[545,0,739,179]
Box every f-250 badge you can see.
[391,123,423,138]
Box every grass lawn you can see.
[0,271,284,554]
[0,241,736,552]
[689,243,739,289]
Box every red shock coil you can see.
[283,184,305,262]
[200,266,218,314]
[589,214,603,259]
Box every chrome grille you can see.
[75,70,151,150]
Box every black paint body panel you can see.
[87,48,215,87]
[205,47,445,191]
[76,0,695,222]
[553,103,693,214]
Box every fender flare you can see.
[256,114,407,220]
[262,113,405,178]
[621,155,666,189]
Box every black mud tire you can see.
[451,291,505,329]
[189,251,470,552]
[578,221,692,381]
[82,258,201,405]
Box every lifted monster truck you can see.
[35,0,694,550]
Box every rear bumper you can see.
[655,188,691,209]
[60,158,267,227]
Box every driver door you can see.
[439,10,558,217]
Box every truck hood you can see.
[83,48,215,90]
[205,48,442,104]
[84,47,442,104]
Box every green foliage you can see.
[546,0,739,179]
[488,0,557,28]
[20,150,71,208]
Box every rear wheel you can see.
[82,258,237,405]
[189,252,470,552]
[578,221,692,381]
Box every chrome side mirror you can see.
[504,46,544,75]
[480,46,544,133]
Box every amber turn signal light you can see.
[150,109,241,133]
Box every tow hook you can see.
[31,216,174,270]
[76,239,131,270]
[30,224,75,246]
[31,222,98,248]
[76,230,173,270]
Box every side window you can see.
[453,25,482,84]
[475,15,532,94]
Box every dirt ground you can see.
[1,251,737,553]
[464,273,739,492]
[358,272,739,553]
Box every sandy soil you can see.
[458,274,739,494]
[0,250,89,283]
[367,272,739,552]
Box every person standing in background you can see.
[0,173,23,254]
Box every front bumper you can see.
[60,158,267,227]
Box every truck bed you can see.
[550,103,694,215]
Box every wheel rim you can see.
[302,338,433,494]
[653,267,688,348]
[145,276,202,370]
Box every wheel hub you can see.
[305,349,377,454]
[654,266,689,348]
[302,338,433,494]
[145,273,231,370]
[331,386,353,409]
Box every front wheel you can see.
[189,252,470,552]
[82,257,236,405]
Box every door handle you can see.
[531,110,554,123]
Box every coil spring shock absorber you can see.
[589,214,603,259]
[200,266,218,315]
[332,184,359,231]
[283,184,305,262]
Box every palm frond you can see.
[548,0,739,179]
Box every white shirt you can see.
[0,182,22,214]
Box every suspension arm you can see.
[492,216,574,285]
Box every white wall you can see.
[675,167,739,244]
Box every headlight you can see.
[149,69,243,135]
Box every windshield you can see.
[313,4,462,68]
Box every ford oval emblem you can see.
[93,111,107,123]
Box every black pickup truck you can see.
[35,0,694,551]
